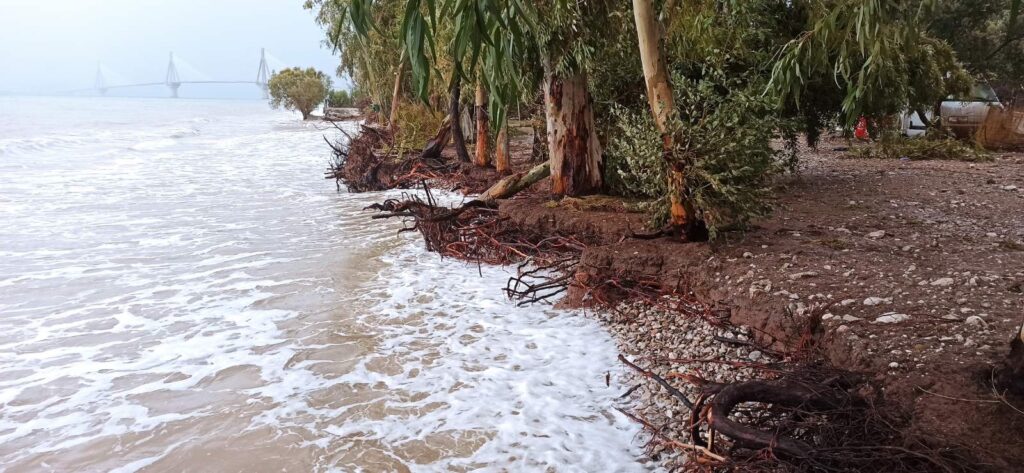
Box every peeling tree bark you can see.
[543,66,603,197]
[474,83,490,167]
[450,76,471,163]
[633,0,703,240]
[495,120,511,174]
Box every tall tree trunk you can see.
[450,76,471,163]
[543,65,603,197]
[474,83,490,167]
[495,119,511,174]
[633,0,702,239]
[387,51,407,132]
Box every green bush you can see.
[605,70,796,236]
[393,102,444,155]
[849,131,989,162]
[605,104,666,200]
[327,89,355,108]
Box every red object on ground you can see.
[854,116,869,140]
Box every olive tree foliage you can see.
[268,67,333,120]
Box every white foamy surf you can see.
[0,97,644,471]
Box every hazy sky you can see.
[0,0,344,98]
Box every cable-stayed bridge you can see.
[70,49,272,98]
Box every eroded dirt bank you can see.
[496,142,1024,470]
[345,124,1024,470]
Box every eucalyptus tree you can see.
[768,0,974,127]
[304,0,406,123]
[322,0,611,196]
[931,0,1024,101]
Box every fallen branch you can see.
[477,161,550,203]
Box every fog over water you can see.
[0,0,344,98]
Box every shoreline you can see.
[341,123,1024,470]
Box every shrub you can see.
[849,131,989,161]
[605,104,666,200]
[605,70,796,237]
[326,89,355,108]
[392,102,444,155]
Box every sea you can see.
[0,96,643,472]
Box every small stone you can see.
[875,313,911,324]
[841,315,863,322]
[742,251,754,258]
[748,351,763,362]
[889,362,900,369]
[930,277,955,287]
[836,325,850,334]
[840,298,857,306]
[1002,185,1019,191]
[964,316,987,327]
[789,271,819,281]
[863,297,891,306]
[986,232,998,238]
[867,230,886,239]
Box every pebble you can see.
[889,362,900,368]
[964,315,987,327]
[788,271,818,280]
[867,230,886,239]
[863,296,891,306]
[748,350,763,361]
[874,313,911,324]
[1002,185,1019,191]
[930,277,955,287]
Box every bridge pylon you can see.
[256,48,271,99]
[166,52,181,98]
[95,62,108,96]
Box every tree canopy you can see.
[309,0,1024,235]
[268,67,332,120]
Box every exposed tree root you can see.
[995,323,1024,396]
[326,124,455,192]
[618,357,989,473]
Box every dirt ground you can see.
[483,132,1024,469]
[370,125,1024,469]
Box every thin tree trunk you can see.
[530,116,547,162]
[495,119,511,174]
[633,0,701,239]
[474,83,490,167]
[387,51,407,132]
[543,65,603,197]
[450,76,471,163]
[461,106,475,143]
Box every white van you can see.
[901,84,1003,137]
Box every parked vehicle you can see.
[901,84,1003,137]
